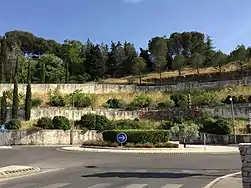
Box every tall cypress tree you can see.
[40,61,45,83]
[12,56,19,119]
[0,36,7,83]
[25,60,32,121]
[1,91,7,124]
[65,61,69,83]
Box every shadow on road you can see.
[82,172,204,179]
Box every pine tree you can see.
[25,60,32,121]
[40,61,45,83]
[0,36,7,83]
[1,91,7,124]
[12,56,19,119]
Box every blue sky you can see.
[0,0,251,53]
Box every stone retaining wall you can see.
[239,143,251,188]
[2,104,251,121]
[1,129,251,146]
[0,77,249,94]
[2,130,102,145]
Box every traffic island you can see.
[0,165,41,179]
[60,144,239,154]
[239,143,251,188]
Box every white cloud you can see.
[123,0,145,3]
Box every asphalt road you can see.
[0,147,242,188]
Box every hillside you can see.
[101,62,246,85]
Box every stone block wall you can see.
[2,130,102,145]
[0,76,248,95]
[2,104,251,122]
[239,143,251,188]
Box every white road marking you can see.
[88,183,111,188]
[123,184,148,188]
[41,183,70,188]
[161,184,183,188]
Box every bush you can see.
[49,94,66,107]
[31,98,42,107]
[170,93,186,107]
[79,114,114,131]
[36,117,54,129]
[200,117,232,135]
[105,99,123,109]
[192,91,219,106]
[157,100,175,108]
[53,116,71,130]
[67,90,97,108]
[5,119,21,130]
[158,121,174,130]
[103,130,170,144]
[129,95,152,108]
[113,119,141,130]
[82,140,178,148]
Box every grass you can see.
[101,63,239,85]
[20,120,37,130]
[25,84,251,108]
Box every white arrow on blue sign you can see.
[116,132,127,144]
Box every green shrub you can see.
[113,119,140,129]
[170,93,186,107]
[79,114,114,131]
[52,116,71,130]
[129,95,152,108]
[31,98,42,107]
[36,117,54,129]
[49,94,66,107]
[82,140,178,148]
[5,119,21,130]
[105,99,123,108]
[67,90,97,108]
[157,100,175,108]
[192,91,219,105]
[200,117,232,135]
[158,121,174,130]
[103,130,170,144]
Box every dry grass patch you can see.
[20,120,37,130]
[95,92,170,107]
[101,63,239,84]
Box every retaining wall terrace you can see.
[0,76,249,94]
[2,103,251,122]
[1,130,102,145]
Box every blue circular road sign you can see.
[117,132,127,144]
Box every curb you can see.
[59,147,239,154]
[203,171,241,188]
[0,146,13,149]
[0,166,41,179]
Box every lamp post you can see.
[229,97,237,144]
[70,92,75,145]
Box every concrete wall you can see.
[2,130,102,146]
[3,104,251,122]
[239,143,251,188]
[0,77,249,94]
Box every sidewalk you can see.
[211,175,242,188]
[60,145,239,154]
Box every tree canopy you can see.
[0,30,250,84]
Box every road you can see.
[0,147,241,188]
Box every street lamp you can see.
[229,97,237,144]
[70,91,75,145]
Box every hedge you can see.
[82,140,179,148]
[102,130,170,144]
